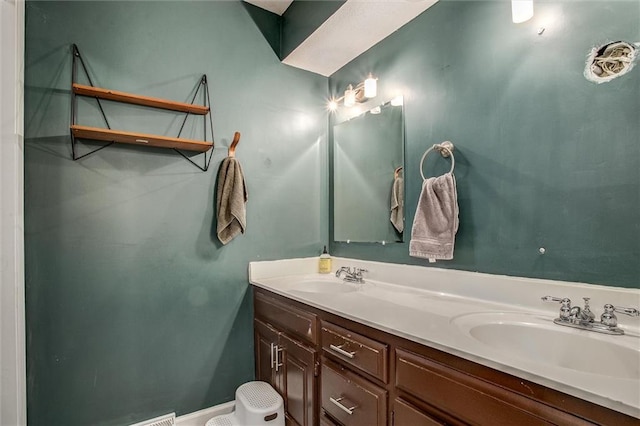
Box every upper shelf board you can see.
[72,83,210,115]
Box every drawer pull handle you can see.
[329,397,357,415]
[330,344,356,359]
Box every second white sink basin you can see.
[453,312,640,380]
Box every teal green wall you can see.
[24,1,327,425]
[329,0,639,288]
[242,2,282,58]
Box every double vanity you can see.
[249,257,639,425]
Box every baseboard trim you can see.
[176,401,235,426]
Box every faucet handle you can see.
[542,296,571,320]
[610,305,640,317]
[601,304,618,327]
[600,304,638,328]
[541,296,571,306]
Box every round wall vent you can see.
[584,41,637,84]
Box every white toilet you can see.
[206,381,284,426]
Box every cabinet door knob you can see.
[329,344,356,359]
[329,396,357,415]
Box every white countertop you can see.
[249,256,640,419]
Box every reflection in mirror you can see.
[333,101,404,243]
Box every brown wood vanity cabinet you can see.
[253,287,639,426]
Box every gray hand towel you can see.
[409,172,458,260]
[390,176,404,233]
[216,157,248,245]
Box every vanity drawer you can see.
[319,411,338,426]
[254,291,318,345]
[393,398,445,426]
[321,321,388,382]
[395,349,578,426]
[321,360,387,426]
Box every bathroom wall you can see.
[329,0,639,288]
[24,1,327,425]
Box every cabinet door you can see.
[279,332,318,426]
[254,319,280,390]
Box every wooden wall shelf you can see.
[70,43,214,171]
[71,125,213,152]
[72,83,210,115]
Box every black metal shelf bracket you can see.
[70,44,215,171]
[174,75,215,172]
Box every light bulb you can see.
[327,100,338,111]
[512,0,534,23]
[344,85,356,107]
[364,74,377,98]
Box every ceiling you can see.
[244,0,439,77]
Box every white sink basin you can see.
[284,277,358,294]
[290,281,357,294]
[453,312,640,380]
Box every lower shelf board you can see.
[71,125,213,152]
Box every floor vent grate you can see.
[129,412,175,426]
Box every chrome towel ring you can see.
[419,141,455,180]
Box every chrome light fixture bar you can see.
[328,74,377,111]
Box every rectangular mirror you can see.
[333,100,404,243]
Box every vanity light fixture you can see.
[390,95,404,106]
[364,74,377,98]
[328,74,378,110]
[344,85,356,107]
[512,0,534,23]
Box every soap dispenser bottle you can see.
[319,246,332,274]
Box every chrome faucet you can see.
[335,266,368,283]
[570,297,596,323]
[542,296,639,335]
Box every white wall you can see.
[0,0,26,425]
